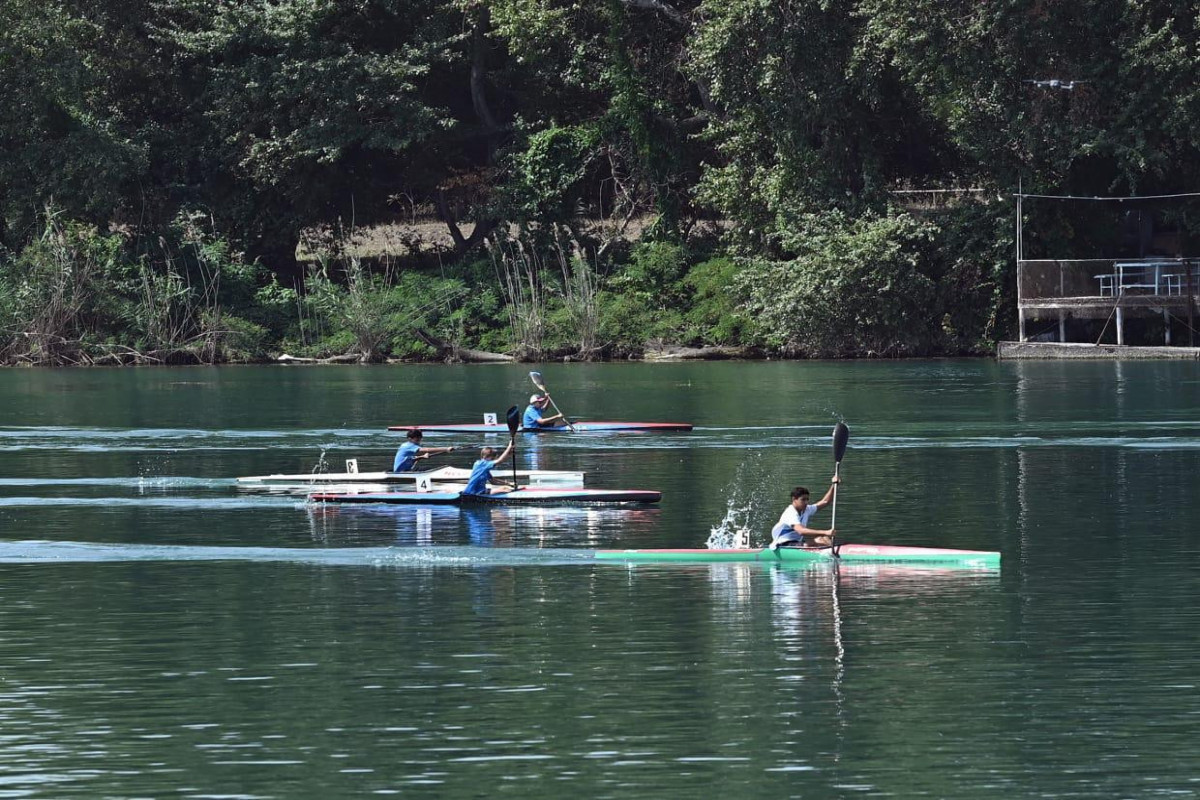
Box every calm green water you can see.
[0,361,1198,798]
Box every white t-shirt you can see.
[771,503,821,540]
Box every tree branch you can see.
[619,0,688,26]
[469,8,502,134]
[435,191,499,257]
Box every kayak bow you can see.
[594,544,999,568]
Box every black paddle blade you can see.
[505,405,521,433]
[832,422,849,463]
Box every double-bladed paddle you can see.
[831,422,849,557]
[505,405,520,490]
[529,371,577,432]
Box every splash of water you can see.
[705,497,754,549]
[705,452,774,549]
[311,447,330,476]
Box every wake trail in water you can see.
[0,476,228,489]
[0,496,303,510]
[2,424,1199,455]
[0,540,598,566]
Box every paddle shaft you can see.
[831,462,840,529]
[830,422,849,557]
[505,405,520,489]
[545,395,575,431]
[530,372,577,432]
[417,446,456,461]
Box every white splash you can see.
[705,498,754,550]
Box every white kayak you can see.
[237,464,585,487]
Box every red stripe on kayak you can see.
[386,422,693,432]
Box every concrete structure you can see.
[998,340,1200,360]
[1015,257,1198,348]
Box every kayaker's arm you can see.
[794,523,835,537]
[813,476,840,508]
[493,439,514,464]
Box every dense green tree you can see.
[0,0,145,244]
[688,0,951,248]
[1,0,1197,361]
[157,0,466,272]
[859,0,1200,194]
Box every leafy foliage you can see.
[1,0,1197,361]
[739,211,939,356]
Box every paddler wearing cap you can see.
[522,394,564,429]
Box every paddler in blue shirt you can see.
[769,479,839,548]
[522,394,564,429]
[392,429,456,472]
[462,440,515,496]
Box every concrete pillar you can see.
[1116,306,1124,345]
[1058,310,1066,343]
[1164,309,1171,345]
[1019,308,1027,341]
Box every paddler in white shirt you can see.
[769,478,839,548]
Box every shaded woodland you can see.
[1,0,1197,363]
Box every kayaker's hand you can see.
[828,528,837,538]
[831,475,841,484]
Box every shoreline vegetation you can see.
[2,2,1195,367]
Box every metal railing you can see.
[1018,258,1200,303]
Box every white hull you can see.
[237,465,585,487]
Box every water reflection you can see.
[1,362,1197,798]
[303,502,662,548]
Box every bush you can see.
[609,240,690,307]
[300,260,468,361]
[739,211,939,356]
[928,202,1016,350]
[0,209,126,364]
[680,257,749,345]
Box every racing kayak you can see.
[386,421,693,433]
[310,487,662,505]
[238,465,585,487]
[593,544,1000,568]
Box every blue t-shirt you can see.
[522,404,547,428]
[463,458,498,495]
[392,441,421,472]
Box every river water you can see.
[0,361,1197,798]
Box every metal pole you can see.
[1016,189,1023,261]
[1189,259,1195,348]
[1059,261,1066,342]
[1016,191,1024,341]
